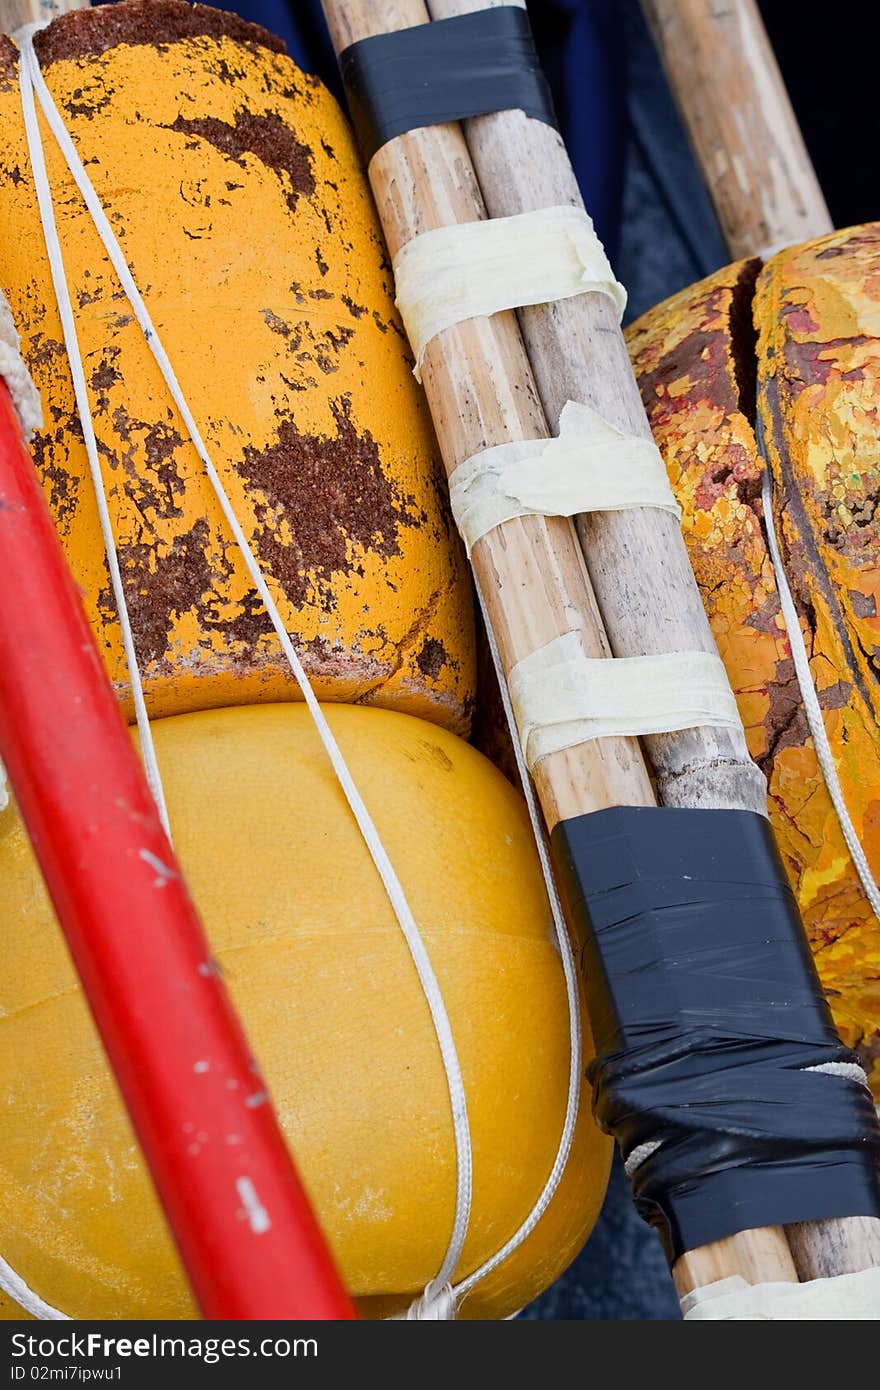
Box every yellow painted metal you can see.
[0,7,475,732]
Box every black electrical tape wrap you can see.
[339,7,556,164]
[550,806,880,1262]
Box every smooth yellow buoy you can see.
[0,703,610,1320]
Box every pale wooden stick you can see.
[430,0,879,1299]
[320,0,799,1303]
[429,0,765,820]
[640,0,832,259]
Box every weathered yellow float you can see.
[0,5,475,730]
[0,2,611,1321]
[627,224,880,1094]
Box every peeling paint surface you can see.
[0,9,475,733]
[627,226,880,1094]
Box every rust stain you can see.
[166,110,315,209]
[234,399,419,612]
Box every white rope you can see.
[442,578,583,1314]
[762,467,880,921]
[16,24,477,1311]
[0,1254,68,1321]
[17,29,169,835]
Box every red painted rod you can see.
[0,383,355,1321]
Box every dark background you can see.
[92,0,875,1320]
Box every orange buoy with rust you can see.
[626,224,880,1095]
[0,2,475,732]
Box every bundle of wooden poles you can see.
[318,0,880,1307]
[0,0,876,1320]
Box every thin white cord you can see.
[762,467,880,921]
[448,581,582,1308]
[0,1254,68,1320]
[17,25,169,836]
[16,26,475,1304]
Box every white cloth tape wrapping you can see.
[448,400,680,554]
[681,1268,880,1320]
[509,631,741,770]
[393,205,626,378]
[0,289,42,439]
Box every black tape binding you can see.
[339,7,556,164]
[550,806,880,1261]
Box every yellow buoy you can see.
[0,702,610,1320]
[0,3,475,732]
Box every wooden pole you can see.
[640,0,832,259]
[425,0,879,1293]
[428,0,765,821]
[320,0,807,1304]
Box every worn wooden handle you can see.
[640,0,832,259]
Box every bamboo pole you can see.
[320,0,804,1303]
[640,0,832,259]
[426,0,880,1294]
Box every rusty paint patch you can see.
[166,110,314,210]
[234,399,419,612]
[415,636,450,681]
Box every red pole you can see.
[0,383,355,1321]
